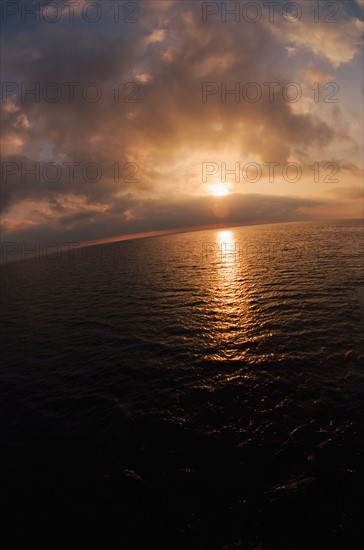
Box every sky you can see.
[1,0,363,258]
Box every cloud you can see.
[325,185,363,200]
[0,0,362,250]
[1,192,324,249]
[267,4,363,68]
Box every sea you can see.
[0,219,363,549]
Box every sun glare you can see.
[208,182,231,196]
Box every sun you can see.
[208,181,231,196]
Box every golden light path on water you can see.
[199,229,260,367]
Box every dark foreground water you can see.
[1,220,363,548]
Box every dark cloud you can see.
[1,192,323,249]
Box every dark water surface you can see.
[1,220,363,548]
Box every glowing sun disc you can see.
[208,182,230,196]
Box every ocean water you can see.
[1,220,363,548]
